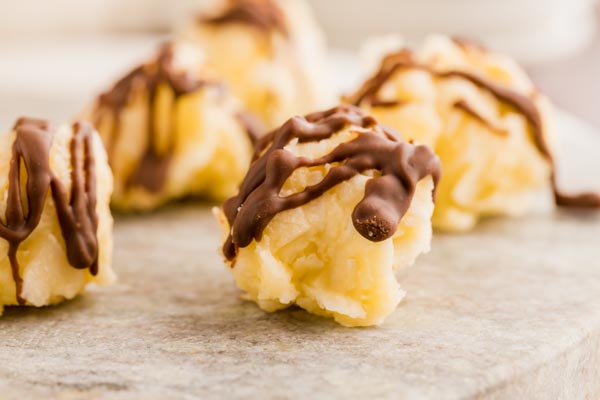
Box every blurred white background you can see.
[310,0,599,63]
[0,0,597,62]
[0,0,599,130]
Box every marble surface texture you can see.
[0,200,599,399]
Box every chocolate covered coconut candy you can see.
[215,106,440,327]
[181,0,331,128]
[89,42,255,211]
[0,118,114,315]
[347,34,600,232]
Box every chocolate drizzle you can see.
[201,0,288,36]
[347,50,600,208]
[222,105,441,261]
[236,112,266,144]
[453,100,508,136]
[0,118,100,305]
[346,51,414,108]
[370,99,403,108]
[451,36,487,51]
[94,45,206,193]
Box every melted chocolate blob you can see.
[347,50,600,208]
[94,44,206,194]
[0,118,100,305]
[222,105,441,261]
[201,0,288,36]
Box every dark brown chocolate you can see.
[345,51,414,107]
[347,50,600,208]
[94,44,206,194]
[236,112,266,144]
[0,118,100,305]
[222,105,441,261]
[453,100,508,136]
[201,0,288,36]
[370,99,404,108]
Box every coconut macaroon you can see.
[215,106,440,327]
[89,42,255,211]
[347,34,600,232]
[0,118,114,315]
[182,0,331,129]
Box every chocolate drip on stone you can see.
[201,0,288,36]
[94,44,206,193]
[347,50,600,208]
[0,118,100,305]
[222,105,441,261]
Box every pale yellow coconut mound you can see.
[89,42,254,211]
[182,0,332,128]
[350,35,554,232]
[0,121,114,315]
[216,107,438,326]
